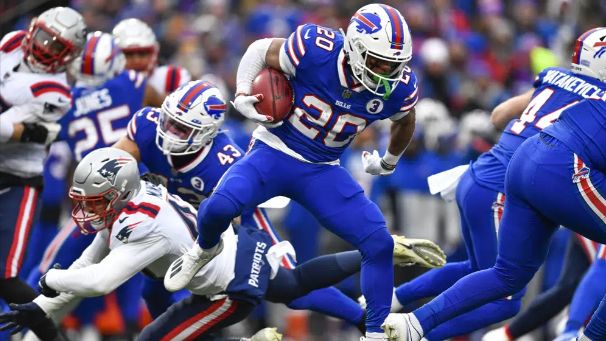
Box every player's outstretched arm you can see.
[491,88,533,130]
[362,109,416,176]
[113,136,141,161]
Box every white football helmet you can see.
[112,18,159,74]
[343,4,413,97]
[69,147,140,234]
[69,31,125,87]
[23,7,87,73]
[156,80,226,155]
[571,27,606,82]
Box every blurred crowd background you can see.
[2,0,606,340]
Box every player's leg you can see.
[500,234,590,339]
[562,245,606,335]
[243,208,364,326]
[115,273,144,337]
[580,292,606,341]
[291,165,393,334]
[394,170,494,307]
[138,295,255,341]
[0,185,41,303]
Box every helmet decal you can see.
[351,12,382,35]
[97,157,132,185]
[379,4,405,50]
[177,82,211,112]
[203,95,227,119]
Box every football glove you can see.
[38,263,61,298]
[232,94,282,128]
[0,302,46,335]
[20,122,60,145]
[361,150,396,176]
[392,235,446,268]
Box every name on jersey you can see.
[248,241,267,288]
[74,88,112,116]
[542,69,606,99]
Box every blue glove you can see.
[0,302,46,335]
[38,263,61,298]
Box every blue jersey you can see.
[127,107,244,206]
[265,24,418,163]
[59,70,146,161]
[545,95,606,172]
[472,67,606,192]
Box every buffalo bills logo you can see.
[97,158,132,185]
[572,166,591,184]
[204,95,226,119]
[351,12,382,34]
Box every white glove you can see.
[231,94,282,128]
[361,150,396,176]
[42,122,61,145]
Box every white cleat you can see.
[482,326,513,341]
[164,240,224,292]
[361,332,389,341]
[248,327,282,341]
[392,235,446,268]
[382,313,423,341]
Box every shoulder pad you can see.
[283,24,338,70]
[0,31,26,53]
[112,213,155,245]
[127,106,158,141]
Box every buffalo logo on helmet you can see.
[351,12,382,34]
[97,157,132,185]
[203,95,226,119]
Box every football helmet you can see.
[156,80,226,155]
[69,31,125,87]
[69,147,140,234]
[343,4,412,97]
[23,7,87,73]
[571,27,606,82]
[112,18,158,74]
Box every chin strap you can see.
[381,78,392,100]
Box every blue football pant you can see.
[395,169,522,340]
[197,141,392,332]
[507,234,591,338]
[414,134,606,335]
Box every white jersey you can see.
[34,181,238,316]
[147,64,191,96]
[0,31,72,178]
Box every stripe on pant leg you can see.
[161,297,237,341]
[39,223,78,272]
[492,192,505,239]
[575,154,606,225]
[576,233,599,263]
[5,187,37,278]
[253,208,295,269]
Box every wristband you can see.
[382,150,401,166]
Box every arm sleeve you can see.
[44,233,168,297]
[235,38,273,95]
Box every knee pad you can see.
[358,229,394,261]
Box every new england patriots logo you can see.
[97,158,132,185]
[203,95,226,119]
[115,221,141,244]
[572,166,591,184]
[351,12,382,34]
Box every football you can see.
[251,68,294,122]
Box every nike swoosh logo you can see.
[304,29,311,40]
[118,216,128,223]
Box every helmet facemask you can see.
[121,46,158,74]
[155,108,218,156]
[69,187,120,234]
[25,20,80,73]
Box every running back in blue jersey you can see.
[472,67,606,192]
[127,107,244,206]
[267,24,418,163]
[59,70,147,161]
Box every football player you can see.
[0,147,440,341]
[0,7,86,340]
[165,5,419,340]
[112,18,191,97]
[113,79,444,327]
[382,27,606,341]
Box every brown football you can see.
[251,68,294,122]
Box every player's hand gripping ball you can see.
[251,68,294,123]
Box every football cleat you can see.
[481,326,513,341]
[248,327,282,341]
[382,313,423,341]
[553,331,580,341]
[164,240,224,292]
[392,235,446,268]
